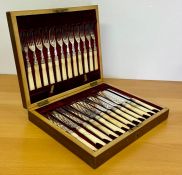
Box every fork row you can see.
[20,24,99,91]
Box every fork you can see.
[74,25,83,75]
[62,25,73,79]
[27,30,42,89]
[49,27,61,82]
[90,23,99,70]
[69,26,78,77]
[34,29,49,86]
[85,23,94,71]
[56,27,67,81]
[42,28,55,84]
[20,31,35,91]
[80,24,89,73]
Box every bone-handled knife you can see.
[97,95,143,124]
[56,108,112,142]
[67,105,119,138]
[51,111,106,147]
[88,96,136,127]
[47,115,97,151]
[108,89,160,113]
[99,91,152,118]
[96,92,147,120]
[75,102,125,134]
[82,99,130,130]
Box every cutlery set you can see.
[20,24,99,91]
[45,88,160,151]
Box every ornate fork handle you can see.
[24,48,35,91]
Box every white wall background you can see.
[1,0,182,81]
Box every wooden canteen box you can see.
[7,5,169,168]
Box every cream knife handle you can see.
[48,58,55,84]
[94,50,98,70]
[71,132,97,151]
[100,112,130,130]
[34,63,42,89]
[72,54,78,77]
[27,66,35,91]
[83,51,89,73]
[90,119,118,137]
[78,53,83,75]
[119,106,144,119]
[129,101,155,114]
[123,103,150,117]
[89,49,94,71]
[132,99,159,111]
[96,116,125,133]
[78,128,105,146]
[67,53,73,79]
[61,57,67,80]
[41,63,48,86]
[115,108,141,123]
[54,56,61,82]
[84,123,112,141]
[108,110,135,126]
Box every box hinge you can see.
[37,99,49,107]
[90,81,98,87]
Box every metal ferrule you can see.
[33,52,38,64]
[54,48,58,57]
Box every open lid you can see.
[7,5,103,110]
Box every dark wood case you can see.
[7,5,169,168]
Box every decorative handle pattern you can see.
[89,49,94,71]
[27,66,35,91]
[47,58,55,84]
[72,54,78,77]
[67,53,73,79]
[54,56,61,82]
[34,63,42,89]
[41,63,49,86]
[78,53,83,75]
[83,52,89,73]
[94,50,98,70]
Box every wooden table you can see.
[0,75,182,175]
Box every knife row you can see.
[44,88,160,151]
[20,23,99,91]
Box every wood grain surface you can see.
[0,75,181,175]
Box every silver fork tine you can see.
[27,30,42,89]
[20,31,35,91]
[80,24,89,73]
[49,27,61,82]
[34,29,49,86]
[74,25,83,75]
[42,28,55,84]
[69,25,78,77]
[85,23,94,71]
[62,25,73,79]
[56,27,67,81]
[90,23,99,70]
